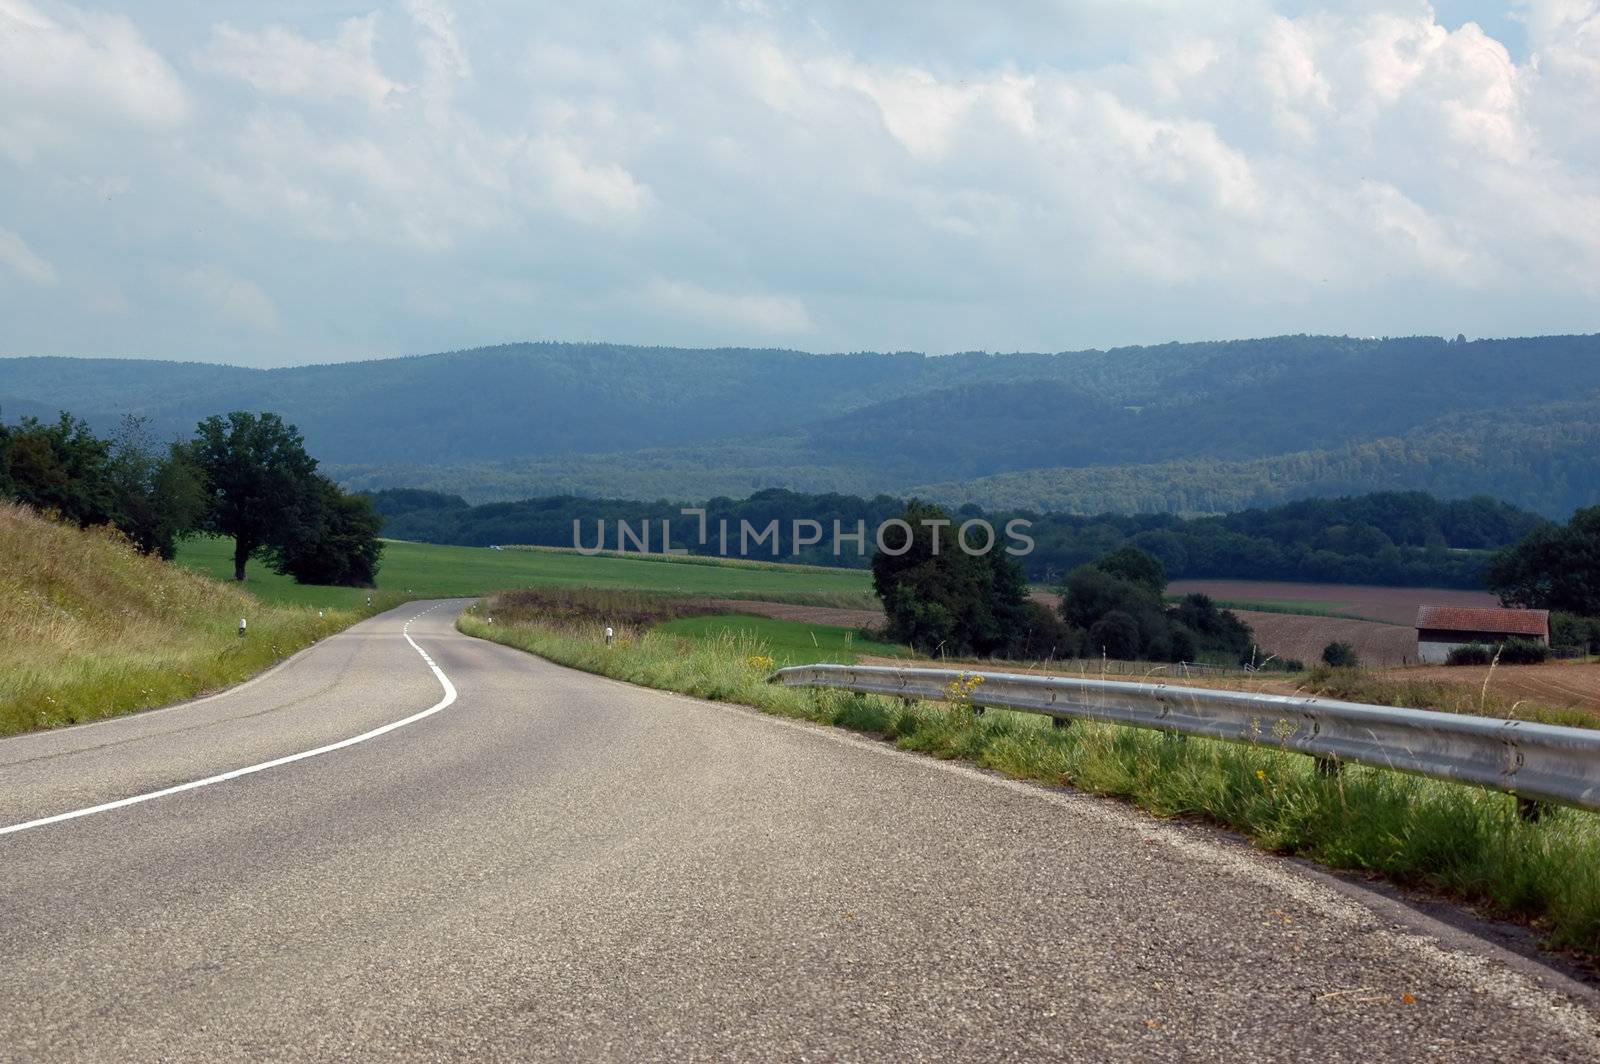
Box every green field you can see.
[656,614,911,666]
[176,537,877,609]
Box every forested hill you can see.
[373,488,1545,589]
[5,333,1600,516]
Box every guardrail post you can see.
[1516,797,1550,823]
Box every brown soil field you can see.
[1231,610,1417,667]
[697,598,884,629]
[1166,579,1499,625]
[1384,661,1600,715]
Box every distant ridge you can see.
[4,334,1598,517]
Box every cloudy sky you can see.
[0,0,1596,366]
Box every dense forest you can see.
[6,333,1600,517]
[373,487,1544,589]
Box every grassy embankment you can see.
[463,589,1600,960]
[0,531,876,736]
[0,503,398,737]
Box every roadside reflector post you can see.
[605,626,615,647]
[366,594,372,607]
[238,617,247,639]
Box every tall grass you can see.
[0,502,392,736]
[461,602,1600,959]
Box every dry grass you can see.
[485,587,724,636]
[0,501,373,736]
[1378,661,1600,717]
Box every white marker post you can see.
[605,626,615,647]
[238,617,247,639]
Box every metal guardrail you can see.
[769,664,1600,813]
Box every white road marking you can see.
[0,604,458,837]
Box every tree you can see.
[1091,545,1167,594]
[1088,610,1141,659]
[1059,548,1255,664]
[871,500,1033,657]
[187,412,319,581]
[106,416,205,558]
[0,413,116,527]
[265,475,384,586]
[1486,507,1600,616]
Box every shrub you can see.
[1321,641,1360,668]
[1088,610,1142,660]
[1014,600,1083,660]
[1551,612,1600,655]
[1446,644,1494,666]
[1497,637,1551,665]
[1060,549,1255,663]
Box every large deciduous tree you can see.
[265,475,384,587]
[188,412,319,581]
[871,500,1037,657]
[1486,507,1600,616]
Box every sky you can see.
[0,0,1596,367]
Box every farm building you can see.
[1414,605,1550,663]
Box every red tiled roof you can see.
[1415,605,1549,637]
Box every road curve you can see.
[2,600,1597,1062]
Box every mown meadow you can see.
[176,537,877,609]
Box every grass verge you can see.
[460,603,1600,962]
[0,502,403,737]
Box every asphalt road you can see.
[3,601,1598,1061]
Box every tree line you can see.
[869,502,1263,667]
[0,410,381,586]
[373,486,1541,589]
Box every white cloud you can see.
[405,0,471,123]
[0,227,58,285]
[175,266,281,332]
[2,1,1598,362]
[644,278,815,334]
[196,16,404,108]
[0,0,187,161]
